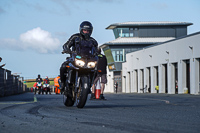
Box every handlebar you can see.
[61,50,72,54]
[62,50,77,55]
[61,51,67,54]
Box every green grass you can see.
[24,81,55,88]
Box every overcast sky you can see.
[0,0,200,79]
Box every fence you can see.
[0,68,28,97]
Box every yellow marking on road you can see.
[0,95,37,105]
[34,95,37,102]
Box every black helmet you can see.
[79,21,93,39]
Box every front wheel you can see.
[38,87,41,94]
[34,88,37,95]
[76,76,89,108]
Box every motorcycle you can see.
[43,83,51,95]
[62,51,98,108]
[35,81,43,95]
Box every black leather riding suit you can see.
[36,78,43,83]
[60,33,98,83]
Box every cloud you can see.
[20,27,60,53]
[0,27,61,54]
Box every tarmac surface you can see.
[0,92,200,133]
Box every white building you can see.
[122,32,200,95]
[102,21,192,93]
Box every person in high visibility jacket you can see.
[54,75,61,94]
[155,86,159,93]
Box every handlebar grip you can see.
[62,51,69,54]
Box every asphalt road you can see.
[0,92,200,133]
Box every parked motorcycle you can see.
[43,84,51,95]
[62,51,98,108]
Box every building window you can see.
[112,50,123,62]
[130,28,134,37]
[117,28,139,37]
[118,28,129,37]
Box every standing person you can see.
[0,57,6,68]
[54,75,60,94]
[114,81,118,94]
[60,21,98,97]
[175,79,178,93]
[91,47,107,100]
[58,77,62,94]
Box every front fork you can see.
[74,71,80,93]
[74,71,92,94]
[66,69,92,94]
[65,69,79,93]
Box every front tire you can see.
[76,76,89,108]
[38,87,41,95]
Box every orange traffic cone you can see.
[95,79,101,99]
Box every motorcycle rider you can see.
[43,76,51,94]
[36,74,43,94]
[36,74,43,83]
[60,21,98,96]
[43,76,50,84]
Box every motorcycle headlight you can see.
[87,62,96,68]
[75,59,85,67]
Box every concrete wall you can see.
[122,32,200,95]
[0,68,27,97]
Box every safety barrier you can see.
[0,68,27,97]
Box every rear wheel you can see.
[76,76,89,108]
